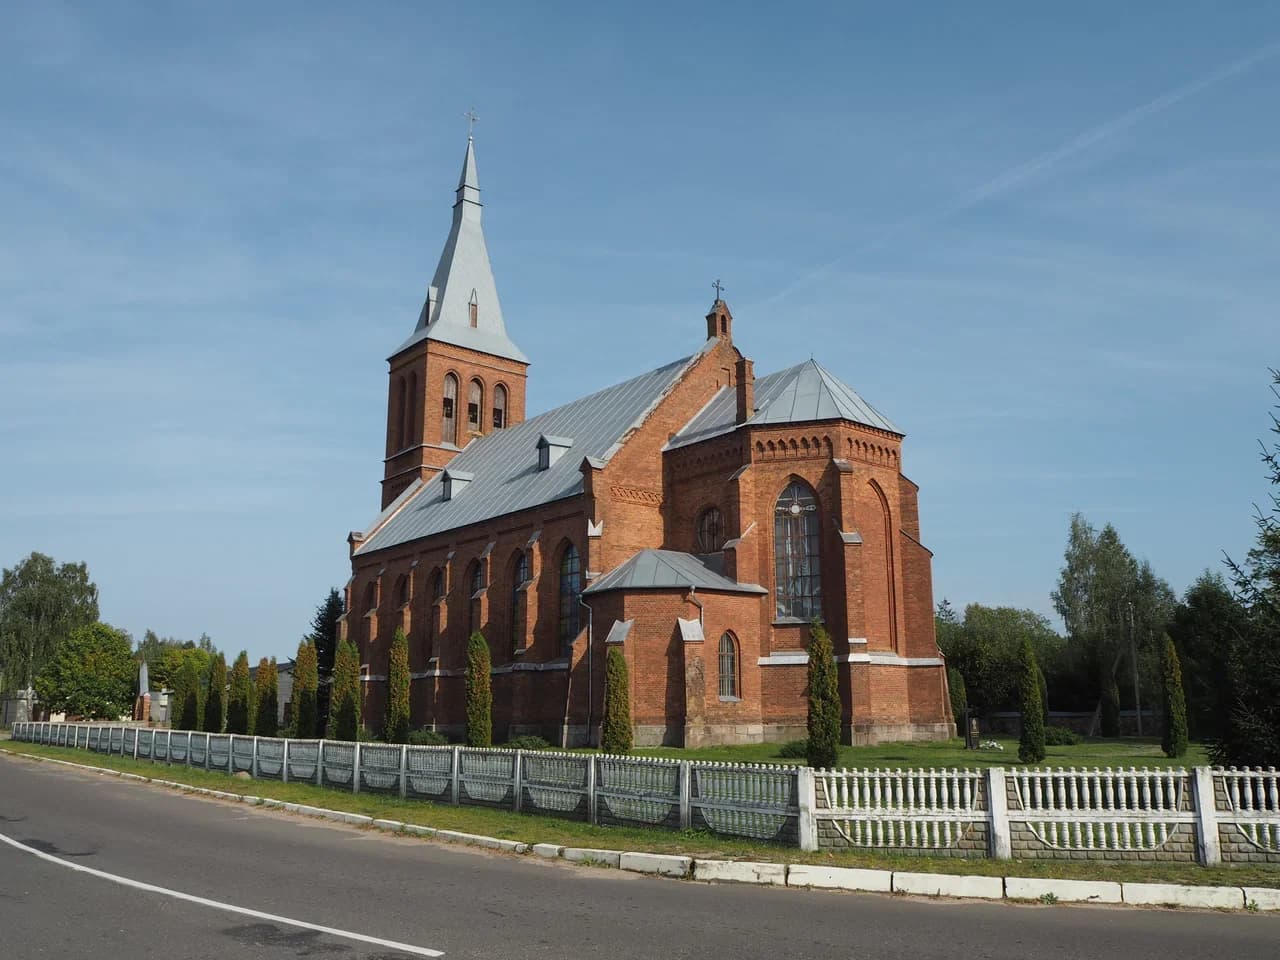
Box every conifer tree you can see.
[601,646,632,753]
[253,657,279,737]
[465,632,492,747]
[947,666,967,731]
[1161,634,1189,759]
[204,652,226,733]
[226,651,252,735]
[1018,638,1047,763]
[384,628,411,744]
[176,655,201,731]
[291,640,318,738]
[806,621,840,769]
[1100,673,1121,737]
[328,639,361,741]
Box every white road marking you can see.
[0,830,443,957]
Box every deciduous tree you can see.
[0,553,98,693]
[33,622,133,719]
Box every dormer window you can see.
[442,468,474,501]
[469,289,478,328]
[537,434,573,471]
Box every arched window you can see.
[427,569,444,659]
[558,543,581,654]
[395,376,407,449]
[363,581,378,615]
[406,372,418,446]
[718,632,739,700]
[394,575,410,608]
[696,506,725,552]
[467,560,486,635]
[442,374,459,446]
[493,384,507,430]
[467,379,483,433]
[774,479,822,621]
[509,550,529,653]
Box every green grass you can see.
[632,736,1211,769]
[3,740,1273,889]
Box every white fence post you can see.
[227,735,235,774]
[316,740,325,787]
[251,736,260,778]
[586,753,598,825]
[678,760,692,830]
[352,741,361,794]
[1193,766,1222,865]
[513,750,524,813]
[204,735,211,771]
[987,767,1012,860]
[399,744,408,800]
[282,739,290,783]
[450,746,461,805]
[133,729,140,760]
[797,766,818,852]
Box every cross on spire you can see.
[712,278,724,301]
[465,108,479,139]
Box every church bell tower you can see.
[380,133,529,508]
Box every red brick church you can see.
[342,135,953,747]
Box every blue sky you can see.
[3,2,1278,661]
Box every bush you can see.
[253,657,279,737]
[1161,634,1189,759]
[407,729,449,746]
[806,621,840,769]
[777,738,808,759]
[204,653,226,734]
[1044,725,1081,746]
[384,628,410,744]
[601,646,633,753]
[226,651,252,735]
[506,734,552,750]
[465,632,492,748]
[328,639,361,741]
[1018,638,1046,763]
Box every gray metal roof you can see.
[583,549,767,596]
[355,355,697,555]
[392,136,528,363]
[667,358,900,450]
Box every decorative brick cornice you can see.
[609,484,663,506]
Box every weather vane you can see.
[465,108,479,138]
[712,278,724,301]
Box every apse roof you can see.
[583,549,767,595]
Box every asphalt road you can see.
[1,753,1276,960]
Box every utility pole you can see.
[1128,600,1142,737]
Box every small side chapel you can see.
[342,134,953,747]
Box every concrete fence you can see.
[13,722,1279,866]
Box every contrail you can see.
[761,39,1280,306]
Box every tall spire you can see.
[392,133,528,363]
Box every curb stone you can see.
[5,747,1276,913]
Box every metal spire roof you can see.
[392,135,528,363]
[667,358,901,449]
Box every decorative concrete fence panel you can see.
[155,731,171,763]
[137,729,154,759]
[208,734,230,770]
[169,732,191,765]
[287,740,320,783]
[321,740,355,787]
[123,728,137,757]
[1216,768,1280,865]
[230,736,253,774]
[256,738,286,780]
[815,768,988,856]
[458,748,516,807]
[189,732,208,768]
[520,751,591,820]
[358,743,404,794]
[404,745,453,802]
[692,763,800,843]
[596,756,681,829]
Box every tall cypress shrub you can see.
[204,652,226,733]
[806,621,840,769]
[1018,638,1047,763]
[384,628,411,744]
[465,632,492,747]
[1161,634,1189,758]
[226,651,252,734]
[947,666,967,731]
[328,639,360,741]
[176,656,201,731]
[1100,673,1121,738]
[253,657,279,737]
[291,640,318,738]
[601,646,632,753]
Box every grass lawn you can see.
[4,740,1273,890]
[634,737,1212,769]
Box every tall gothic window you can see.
[696,506,725,552]
[442,374,459,446]
[493,384,507,430]
[509,550,529,653]
[774,479,822,621]
[467,560,486,635]
[467,379,483,433]
[428,569,444,659]
[394,575,410,608]
[558,543,581,655]
[718,632,739,700]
